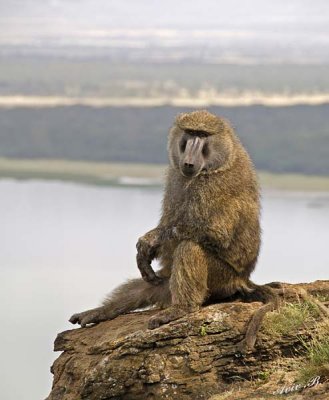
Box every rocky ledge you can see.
[47,281,329,400]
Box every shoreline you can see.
[0,158,329,191]
[0,94,329,108]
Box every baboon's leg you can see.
[69,278,170,327]
[148,240,208,329]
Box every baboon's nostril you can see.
[184,163,194,168]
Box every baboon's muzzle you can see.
[181,136,206,177]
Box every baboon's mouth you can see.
[180,166,201,178]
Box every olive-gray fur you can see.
[70,110,275,348]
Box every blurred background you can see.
[0,1,328,399]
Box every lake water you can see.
[1,179,328,400]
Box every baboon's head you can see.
[168,110,236,178]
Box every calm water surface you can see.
[0,180,328,400]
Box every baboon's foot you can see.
[69,307,107,328]
[148,305,198,329]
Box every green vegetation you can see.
[1,59,329,97]
[263,297,329,384]
[315,294,329,303]
[0,158,165,187]
[259,172,329,191]
[262,302,319,338]
[1,158,329,191]
[1,59,329,176]
[200,324,208,336]
[256,370,271,382]
[298,333,329,383]
[0,105,329,176]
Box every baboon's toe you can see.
[69,313,80,324]
[80,316,92,328]
[69,310,102,327]
[148,306,190,330]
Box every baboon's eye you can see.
[180,139,187,153]
[202,143,209,157]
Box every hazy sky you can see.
[0,0,328,62]
[1,0,329,30]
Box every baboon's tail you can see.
[237,280,280,352]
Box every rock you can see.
[47,281,329,400]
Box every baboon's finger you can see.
[137,259,163,285]
[136,248,163,285]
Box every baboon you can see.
[70,110,276,350]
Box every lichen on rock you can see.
[47,280,329,400]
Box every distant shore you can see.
[0,158,329,191]
[1,94,329,108]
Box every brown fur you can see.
[70,110,276,350]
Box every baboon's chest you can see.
[166,182,223,226]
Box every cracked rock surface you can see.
[47,281,329,400]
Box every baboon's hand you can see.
[136,246,163,285]
[136,231,162,285]
[69,307,107,328]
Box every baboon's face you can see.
[177,130,209,177]
[169,127,233,178]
